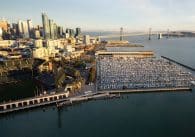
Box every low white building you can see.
[33,47,59,60]
[83,35,90,45]
[65,45,75,53]
[0,40,17,48]
[65,33,70,39]
[34,39,43,48]
[34,30,41,39]
[46,39,69,50]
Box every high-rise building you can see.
[27,19,33,38]
[18,20,23,37]
[70,29,75,37]
[53,23,58,39]
[66,28,70,34]
[75,27,81,37]
[66,29,75,38]
[83,35,90,45]
[57,26,63,38]
[10,23,19,39]
[22,21,29,38]
[0,20,8,32]
[42,13,50,39]
[18,20,29,38]
[0,27,2,39]
[49,19,55,39]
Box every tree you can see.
[88,66,96,82]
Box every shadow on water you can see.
[57,108,62,128]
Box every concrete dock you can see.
[56,93,119,108]
[57,87,192,108]
[0,87,192,114]
[100,87,192,94]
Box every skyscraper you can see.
[27,19,33,38]
[18,20,29,38]
[42,13,50,39]
[18,20,23,37]
[0,20,8,32]
[53,23,58,39]
[22,21,29,38]
[11,23,19,39]
[66,29,75,38]
[57,26,63,38]
[0,27,2,39]
[75,27,81,37]
[49,19,54,39]
[83,35,90,45]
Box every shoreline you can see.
[0,87,192,115]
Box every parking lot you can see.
[97,56,195,91]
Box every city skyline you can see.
[1,0,195,31]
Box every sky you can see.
[1,0,195,32]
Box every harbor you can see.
[1,47,195,114]
[1,36,195,137]
[2,0,195,136]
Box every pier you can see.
[0,87,193,114]
[0,91,69,114]
[56,92,117,108]
[100,87,192,94]
[57,87,192,108]
[161,56,195,71]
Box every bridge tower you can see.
[148,28,152,40]
[97,32,101,43]
[120,27,124,41]
[167,29,170,38]
[158,32,163,40]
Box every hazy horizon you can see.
[1,0,195,32]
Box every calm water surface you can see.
[0,36,195,137]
